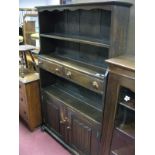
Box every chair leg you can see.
[23,52,28,68]
[28,51,36,71]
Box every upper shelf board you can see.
[40,33,110,48]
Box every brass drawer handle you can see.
[66,71,72,78]
[60,119,66,124]
[66,126,71,130]
[92,81,99,89]
[38,60,43,65]
[55,68,60,73]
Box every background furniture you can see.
[101,55,135,155]
[19,72,42,130]
[19,9,40,72]
[19,8,38,46]
[19,45,37,74]
[19,8,38,44]
[37,1,132,154]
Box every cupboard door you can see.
[43,93,71,142]
[70,114,92,155]
[59,105,70,143]
[45,97,60,133]
[69,110,100,155]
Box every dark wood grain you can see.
[71,117,92,155]
[42,88,101,155]
[109,6,130,57]
[46,99,60,133]
[37,2,132,155]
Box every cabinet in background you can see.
[19,73,42,130]
[101,55,135,155]
[23,13,38,46]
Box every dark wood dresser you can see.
[19,73,42,130]
[36,1,132,154]
[101,55,135,155]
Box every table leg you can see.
[23,52,28,68]
[28,51,36,71]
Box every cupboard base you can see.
[41,124,79,155]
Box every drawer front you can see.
[19,82,25,94]
[38,57,63,76]
[19,82,27,107]
[19,106,29,122]
[19,94,29,122]
[19,92,27,107]
[64,68,104,94]
[19,82,28,122]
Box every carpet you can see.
[19,121,71,155]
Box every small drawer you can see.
[19,95,27,105]
[64,68,104,94]
[38,57,63,76]
[19,96,28,111]
[19,81,24,89]
[19,83,22,89]
[19,87,27,104]
[20,108,29,122]
[19,99,28,122]
[19,82,24,94]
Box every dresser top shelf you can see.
[36,1,132,12]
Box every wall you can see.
[19,0,48,8]
[19,0,59,8]
[72,0,135,55]
[47,0,60,5]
